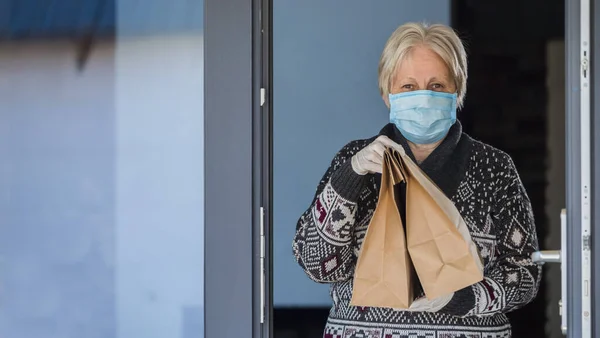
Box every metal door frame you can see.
[566,0,595,337]
[592,0,600,336]
[204,0,265,336]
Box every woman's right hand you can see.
[351,135,404,175]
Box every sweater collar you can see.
[377,121,471,198]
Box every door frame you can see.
[566,0,597,337]
[592,0,600,335]
[565,0,583,337]
[204,0,264,337]
[259,0,274,337]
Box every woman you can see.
[292,22,541,338]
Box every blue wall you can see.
[0,1,205,337]
[273,0,451,307]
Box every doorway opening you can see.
[272,1,565,337]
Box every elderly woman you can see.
[292,22,541,337]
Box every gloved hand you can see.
[406,293,454,313]
[351,135,405,175]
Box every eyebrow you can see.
[401,76,451,83]
[428,76,451,83]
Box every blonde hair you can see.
[378,22,468,108]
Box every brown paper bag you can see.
[402,155,484,300]
[350,148,483,309]
[350,150,415,309]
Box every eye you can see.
[430,83,444,90]
[402,84,415,90]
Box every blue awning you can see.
[0,0,114,38]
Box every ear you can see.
[382,94,390,109]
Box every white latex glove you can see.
[406,293,454,313]
[351,135,405,175]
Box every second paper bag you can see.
[402,151,484,300]
[350,147,484,309]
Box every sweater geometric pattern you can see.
[292,124,541,338]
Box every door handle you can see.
[531,250,561,264]
[530,209,567,335]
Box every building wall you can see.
[0,34,204,338]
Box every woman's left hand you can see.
[406,293,454,313]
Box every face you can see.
[383,45,456,107]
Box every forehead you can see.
[395,46,451,79]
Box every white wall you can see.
[273,0,451,307]
[0,40,118,338]
[115,34,204,338]
[0,35,204,338]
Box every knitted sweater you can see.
[292,122,541,338]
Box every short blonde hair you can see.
[378,22,468,108]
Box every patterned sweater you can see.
[292,122,541,338]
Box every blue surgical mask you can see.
[389,90,457,145]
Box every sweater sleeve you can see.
[292,141,370,283]
[440,155,542,317]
